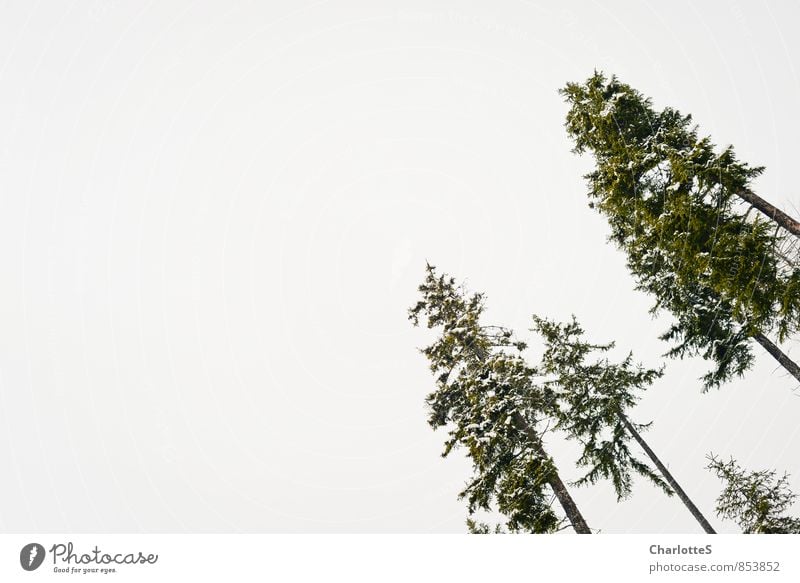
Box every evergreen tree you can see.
[410,266,717,533]
[707,455,800,533]
[561,72,800,389]
[409,265,591,533]
[532,315,716,533]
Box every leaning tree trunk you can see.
[512,413,592,534]
[753,333,800,384]
[737,189,800,239]
[618,414,716,534]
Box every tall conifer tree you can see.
[561,72,800,389]
[533,315,716,533]
[409,265,591,533]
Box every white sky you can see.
[0,0,798,533]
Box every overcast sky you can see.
[1,0,799,533]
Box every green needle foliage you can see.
[644,276,755,390]
[707,455,800,534]
[561,72,800,390]
[532,315,669,500]
[409,265,570,533]
[410,265,714,532]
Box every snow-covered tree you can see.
[409,265,591,533]
[410,265,717,533]
[561,72,800,389]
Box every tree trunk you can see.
[737,189,800,239]
[512,413,592,534]
[619,414,716,534]
[753,333,800,384]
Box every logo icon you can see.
[20,543,46,571]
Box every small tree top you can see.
[707,455,800,534]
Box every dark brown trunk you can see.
[737,189,800,239]
[753,333,800,384]
[619,414,716,534]
[512,413,592,534]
